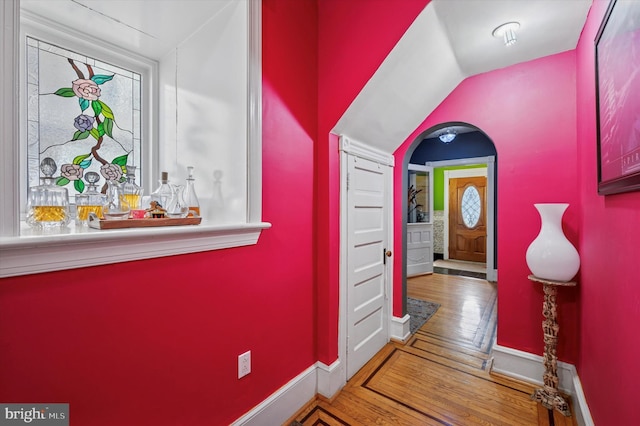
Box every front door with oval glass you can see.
[448,176,487,263]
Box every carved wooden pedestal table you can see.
[528,274,576,417]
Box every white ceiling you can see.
[20,0,233,60]
[334,0,593,152]
[21,0,593,153]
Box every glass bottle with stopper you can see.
[184,166,200,217]
[122,165,142,210]
[75,171,106,225]
[150,171,172,211]
[26,157,70,229]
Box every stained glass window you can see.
[461,185,481,228]
[26,37,141,202]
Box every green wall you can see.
[433,165,487,210]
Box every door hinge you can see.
[346,172,350,190]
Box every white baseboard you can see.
[231,360,347,425]
[231,365,317,426]
[232,344,597,426]
[390,314,411,342]
[316,359,345,398]
[491,344,594,426]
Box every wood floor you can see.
[288,273,577,426]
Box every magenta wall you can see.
[576,0,640,423]
[316,0,430,364]
[0,1,317,424]
[394,51,581,362]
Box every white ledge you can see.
[0,221,271,278]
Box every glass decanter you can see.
[102,180,131,220]
[122,165,143,210]
[184,166,200,217]
[26,157,70,229]
[150,171,172,210]
[75,172,107,225]
[166,185,189,218]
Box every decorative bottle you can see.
[184,166,200,217]
[122,165,143,210]
[75,172,107,225]
[102,179,131,220]
[525,203,580,282]
[166,185,189,218]
[150,171,173,210]
[26,157,70,229]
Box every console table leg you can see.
[530,283,572,417]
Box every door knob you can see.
[385,250,392,257]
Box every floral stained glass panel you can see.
[27,37,141,201]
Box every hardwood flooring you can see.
[288,273,577,426]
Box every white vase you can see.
[525,203,580,282]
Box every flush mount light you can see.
[439,129,457,143]
[493,22,520,46]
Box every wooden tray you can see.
[88,215,201,230]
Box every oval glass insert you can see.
[461,186,481,228]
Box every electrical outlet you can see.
[238,350,251,379]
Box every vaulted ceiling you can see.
[333,0,592,152]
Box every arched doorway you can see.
[400,122,498,315]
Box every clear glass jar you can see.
[166,185,189,218]
[26,157,70,229]
[102,180,131,220]
[184,166,200,217]
[122,165,143,210]
[75,172,107,225]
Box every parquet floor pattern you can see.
[289,274,577,426]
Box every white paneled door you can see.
[346,154,390,379]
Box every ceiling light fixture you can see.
[439,129,457,144]
[492,22,520,47]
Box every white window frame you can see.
[0,0,269,278]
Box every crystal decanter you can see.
[75,172,107,225]
[122,165,143,210]
[26,157,70,229]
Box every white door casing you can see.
[340,136,393,381]
[407,164,434,277]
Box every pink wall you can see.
[316,0,430,363]
[0,1,317,424]
[576,0,640,423]
[394,51,581,363]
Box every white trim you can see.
[340,136,395,166]
[338,134,394,383]
[0,222,271,278]
[390,314,411,342]
[338,142,349,391]
[426,156,497,281]
[231,364,317,426]
[316,360,345,399]
[491,344,594,426]
[0,0,20,237]
[572,372,595,426]
[246,0,262,224]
